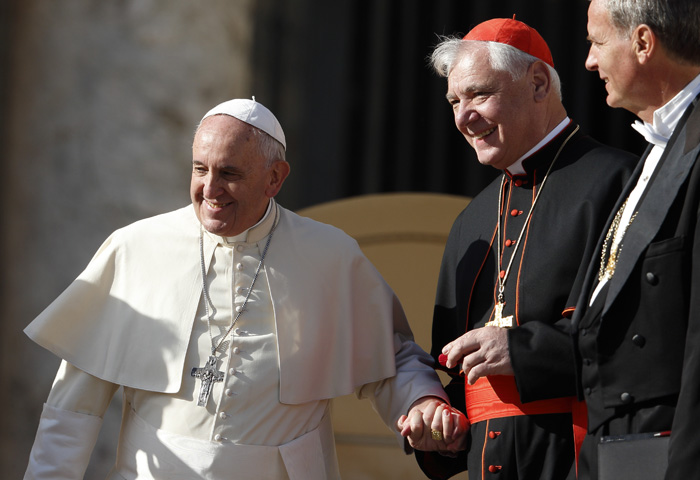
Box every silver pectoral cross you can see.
[191,355,224,407]
[485,301,514,328]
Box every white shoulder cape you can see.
[25,204,408,404]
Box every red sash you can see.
[465,376,587,471]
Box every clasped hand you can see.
[397,327,513,453]
[396,397,469,454]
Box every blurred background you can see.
[0,0,646,478]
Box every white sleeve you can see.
[24,404,103,480]
[356,331,448,447]
[24,361,119,479]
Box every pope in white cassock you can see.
[23,98,467,479]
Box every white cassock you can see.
[24,200,446,479]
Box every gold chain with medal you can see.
[597,198,637,282]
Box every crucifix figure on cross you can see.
[191,355,224,407]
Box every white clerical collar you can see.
[205,199,277,246]
[631,73,700,147]
[506,117,571,175]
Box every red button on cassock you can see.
[514,179,523,187]
[488,465,502,473]
[504,240,513,247]
[510,209,519,217]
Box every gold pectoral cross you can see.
[486,301,513,328]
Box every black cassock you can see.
[416,122,637,480]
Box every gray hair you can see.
[430,36,563,100]
[194,117,287,167]
[248,127,287,167]
[602,0,700,65]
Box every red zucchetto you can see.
[463,16,554,68]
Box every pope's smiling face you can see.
[190,115,287,237]
[446,46,541,170]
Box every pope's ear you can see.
[531,61,552,102]
[265,161,291,198]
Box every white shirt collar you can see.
[631,73,700,147]
[506,117,571,175]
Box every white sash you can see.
[109,405,339,480]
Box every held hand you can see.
[441,326,513,385]
[396,396,469,453]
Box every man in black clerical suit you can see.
[396,17,637,480]
[570,1,700,479]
